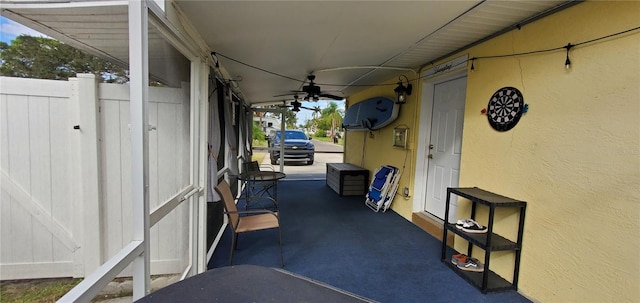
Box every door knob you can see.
[429,144,434,150]
[428,154,433,159]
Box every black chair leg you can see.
[278,227,284,267]
[229,232,237,265]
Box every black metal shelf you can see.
[449,187,527,208]
[444,259,514,293]
[445,224,520,251]
[440,187,527,294]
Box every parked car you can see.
[270,130,315,165]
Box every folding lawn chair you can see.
[365,165,398,212]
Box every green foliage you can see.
[252,122,265,141]
[0,278,82,303]
[0,35,128,82]
[315,101,344,136]
[284,109,297,129]
[259,106,296,129]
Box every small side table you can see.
[238,171,286,210]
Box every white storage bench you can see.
[326,163,369,196]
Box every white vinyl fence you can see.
[0,75,191,280]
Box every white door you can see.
[424,76,466,222]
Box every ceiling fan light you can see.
[292,100,302,112]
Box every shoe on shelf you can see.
[451,253,468,266]
[461,220,488,234]
[457,257,484,272]
[456,219,474,229]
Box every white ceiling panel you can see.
[1,0,579,105]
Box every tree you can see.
[321,102,344,138]
[309,106,321,133]
[260,105,297,129]
[316,102,343,138]
[252,122,265,141]
[0,35,128,83]
[284,109,297,129]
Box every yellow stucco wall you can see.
[345,1,639,302]
[345,81,419,219]
[458,2,639,302]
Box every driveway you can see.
[256,140,344,180]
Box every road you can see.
[312,139,344,153]
[255,139,344,180]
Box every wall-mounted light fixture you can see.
[394,75,413,104]
[393,127,408,148]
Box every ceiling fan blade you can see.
[299,105,320,111]
[273,92,303,97]
[319,93,344,100]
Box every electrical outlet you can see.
[403,187,410,197]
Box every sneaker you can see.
[456,219,474,229]
[457,257,484,272]
[451,253,468,266]
[461,220,488,234]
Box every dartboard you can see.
[487,87,524,131]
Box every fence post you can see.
[71,73,103,277]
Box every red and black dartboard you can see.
[487,87,524,131]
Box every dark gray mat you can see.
[136,264,376,303]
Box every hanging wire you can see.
[470,26,640,67]
[211,25,640,87]
[210,52,220,68]
[212,52,303,83]
[574,26,640,46]
[361,132,368,167]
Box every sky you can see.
[0,16,344,123]
[0,16,48,44]
[295,100,345,125]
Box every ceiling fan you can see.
[293,102,322,113]
[275,75,344,101]
[276,94,322,112]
